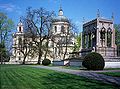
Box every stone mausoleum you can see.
[81,14,117,57]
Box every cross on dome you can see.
[58,6,63,16]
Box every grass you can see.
[60,66,120,71]
[99,72,120,77]
[0,65,118,89]
[60,66,81,70]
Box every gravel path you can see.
[28,65,120,86]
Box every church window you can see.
[67,27,69,34]
[61,26,65,33]
[19,27,21,32]
[18,38,22,47]
[55,26,57,32]
[55,47,57,53]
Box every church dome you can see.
[52,7,69,22]
[52,16,68,22]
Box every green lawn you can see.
[0,65,118,89]
[61,66,81,70]
[100,72,120,77]
[60,66,120,71]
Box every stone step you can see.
[103,56,120,62]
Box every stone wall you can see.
[69,60,83,67]
[105,62,120,68]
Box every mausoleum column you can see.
[88,33,91,48]
[91,33,93,47]
[90,33,92,47]
[81,32,83,49]
[97,30,100,47]
[112,29,115,47]
[84,34,86,48]
[87,34,89,48]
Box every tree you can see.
[0,42,8,64]
[73,33,81,51]
[0,12,14,64]
[114,24,120,56]
[63,24,75,60]
[14,36,36,64]
[23,7,54,64]
[114,24,120,45]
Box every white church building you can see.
[10,7,75,64]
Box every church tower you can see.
[17,19,23,32]
[11,20,24,62]
[50,7,74,60]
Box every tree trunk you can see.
[37,49,42,64]
[22,55,27,64]
[44,39,49,60]
[63,34,68,60]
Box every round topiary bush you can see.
[82,52,105,70]
[42,59,51,66]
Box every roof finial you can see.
[58,0,63,16]
[111,12,114,20]
[82,17,85,23]
[59,0,62,11]
[97,9,100,18]
[19,17,22,23]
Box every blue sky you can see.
[0,0,120,32]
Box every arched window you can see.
[55,26,57,32]
[67,27,69,34]
[18,38,22,47]
[19,27,21,32]
[107,28,112,47]
[61,26,65,33]
[100,27,106,40]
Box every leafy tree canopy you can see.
[114,24,120,45]
[0,11,14,63]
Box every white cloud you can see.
[0,3,22,15]
[0,4,15,12]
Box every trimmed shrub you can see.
[82,52,105,70]
[42,59,51,66]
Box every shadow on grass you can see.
[1,65,118,89]
[41,71,117,89]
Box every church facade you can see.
[10,8,75,64]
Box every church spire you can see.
[58,6,63,16]
[97,9,100,18]
[82,17,85,23]
[111,12,114,20]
